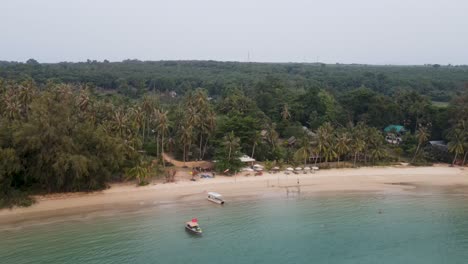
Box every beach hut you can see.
[384,125,406,145]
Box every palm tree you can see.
[317,122,335,164]
[448,122,466,166]
[281,103,291,121]
[155,109,169,166]
[179,124,193,163]
[126,162,149,185]
[335,130,351,167]
[223,131,240,160]
[251,131,262,160]
[201,110,216,159]
[112,109,128,138]
[350,123,366,167]
[294,134,312,167]
[412,125,430,162]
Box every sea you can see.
[2,190,468,264]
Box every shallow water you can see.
[2,192,468,264]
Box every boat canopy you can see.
[186,221,199,227]
[208,192,223,198]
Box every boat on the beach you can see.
[185,218,202,235]
[207,192,225,204]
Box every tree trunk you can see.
[412,143,421,163]
[462,151,468,166]
[199,134,203,160]
[202,138,209,160]
[353,152,358,167]
[251,143,256,160]
[183,145,186,165]
[337,155,341,168]
[452,152,459,166]
[161,133,165,167]
[156,132,159,156]
[142,120,146,143]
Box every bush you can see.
[0,190,36,209]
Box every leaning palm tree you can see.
[448,124,466,166]
[251,131,262,160]
[412,125,430,162]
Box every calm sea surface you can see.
[2,192,468,264]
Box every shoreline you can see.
[1,165,467,227]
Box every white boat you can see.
[207,192,225,204]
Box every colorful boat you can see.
[185,218,202,235]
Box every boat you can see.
[207,192,225,204]
[185,218,202,235]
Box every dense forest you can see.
[0,60,467,208]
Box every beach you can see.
[1,165,467,226]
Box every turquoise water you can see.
[2,193,468,264]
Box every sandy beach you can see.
[1,165,467,226]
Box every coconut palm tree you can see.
[251,131,262,160]
[281,103,291,121]
[223,131,240,160]
[126,162,149,185]
[112,109,128,138]
[335,130,351,167]
[317,122,335,164]
[155,109,169,166]
[412,125,430,162]
[201,110,216,159]
[179,124,193,163]
[294,134,312,167]
[350,123,366,167]
[448,122,466,166]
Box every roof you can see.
[239,155,255,162]
[208,192,222,198]
[429,140,448,149]
[384,125,406,133]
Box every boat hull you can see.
[207,197,224,204]
[185,226,202,235]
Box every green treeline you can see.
[1,60,467,101]
[0,60,467,208]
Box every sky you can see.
[1,0,467,65]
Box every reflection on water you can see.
[2,193,468,264]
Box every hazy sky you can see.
[1,0,467,64]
